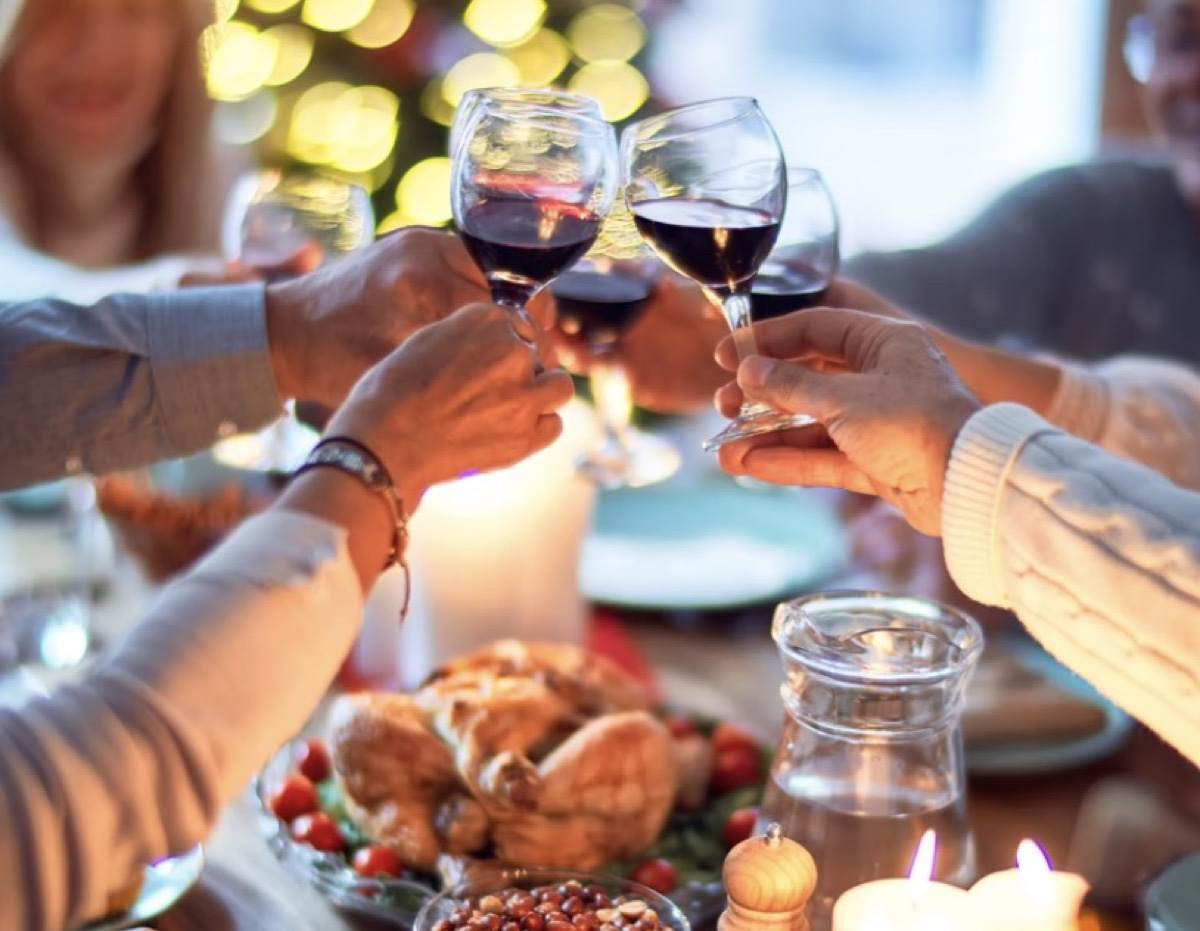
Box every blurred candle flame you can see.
[908,829,937,885]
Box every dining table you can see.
[2,464,1197,931]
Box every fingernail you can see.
[739,356,777,389]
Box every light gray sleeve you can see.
[0,285,283,490]
[844,167,1086,346]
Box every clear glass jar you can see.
[758,592,984,930]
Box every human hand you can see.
[264,227,555,406]
[324,303,574,507]
[550,271,728,414]
[714,309,981,535]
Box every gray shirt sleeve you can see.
[844,167,1087,347]
[0,284,283,490]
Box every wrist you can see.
[264,279,308,401]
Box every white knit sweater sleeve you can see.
[1043,356,1200,489]
[943,403,1200,769]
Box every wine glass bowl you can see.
[452,106,618,311]
[620,98,799,451]
[449,86,604,160]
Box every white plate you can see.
[965,639,1135,776]
[1145,850,1200,930]
[79,846,204,931]
[580,474,848,610]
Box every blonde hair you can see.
[0,0,227,260]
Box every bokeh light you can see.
[421,79,456,128]
[244,0,300,12]
[347,0,415,49]
[566,4,646,63]
[214,0,240,23]
[463,0,546,49]
[505,28,570,86]
[262,25,314,87]
[203,21,277,103]
[441,53,521,107]
[302,0,372,33]
[568,61,648,121]
[396,157,454,225]
[214,91,279,145]
[288,83,400,172]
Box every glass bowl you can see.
[415,869,691,931]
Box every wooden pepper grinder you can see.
[718,823,817,931]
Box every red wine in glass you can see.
[750,263,830,321]
[630,198,780,297]
[458,197,601,307]
[551,268,654,350]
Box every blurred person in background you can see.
[0,0,231,300]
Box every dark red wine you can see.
[750,264,829,321]
[630,198,780,296]
[459,198,601,302]
[551,269,653,348]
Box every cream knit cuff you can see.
[942,403,1055,608]
[1039,357,1111,442]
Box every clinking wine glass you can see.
[214,170,374,473]
[747,166,840,429]
[551,207,681,489]
[448,86,603,160]
[452,105,619,314]
[620,97,801,452]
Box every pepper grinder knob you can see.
[718,823,817,931]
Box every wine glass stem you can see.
[721,292,772,420]
[589,356,634,449]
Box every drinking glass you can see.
[620,97,797,451]
[451,106,618,312]
[448,87,603,160]
[551,203,680,488]
[214,170,374,473]
[747,166,840,428]
[760,592,983,930]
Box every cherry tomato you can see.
[631,858,678,895]
[353,844,407,878]
[710,722,761,755]
[709,744,764,795]
[269,773,318,822]
[295,737,332,783]
[723,806,760,849]
[661,713,699,739]
[291,812,344,853]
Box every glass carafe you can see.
[758,592,984,930]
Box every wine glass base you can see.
[702,410,818,452]
[576,429,681,490]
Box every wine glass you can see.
[448,87,603,160]
[551,202,681,489]
[621,97,800,452]
[213,170,374,474]
[746,166,840,429]
[451,105,618,313]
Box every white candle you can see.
[832,831,975,931]
[969,840,1088,931]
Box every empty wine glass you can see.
[552,202,680,489]
[452,105,618,313]
[448,87,603,160]
[213,170,374,474]
[621,97,803,452]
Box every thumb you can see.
[738,355,832,418]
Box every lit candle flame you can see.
[1015,839,1052,874]
[908,830,937,885]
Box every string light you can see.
[243,0,300,12]
[441,53,521,107]
[203,21,276,102]
[396,157,454,225]
[301,0,373,34]
[262,25,314,87]
[505,28,570,86]
[213,0,240,23]
[463,0,546,49]
[566,4,646,64]
[568,60,649,121]
[214,90,278,145]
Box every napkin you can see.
[962,645,1108,745]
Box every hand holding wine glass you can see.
[620,97,800,451]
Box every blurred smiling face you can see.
[4,0,179,168]
[1146,0,1200,205]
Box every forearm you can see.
[943,404,1200,768]
[0,286,282,490]
[0,509,364,930]
[934,332,1062,414]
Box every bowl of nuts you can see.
[414,871,691,931]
